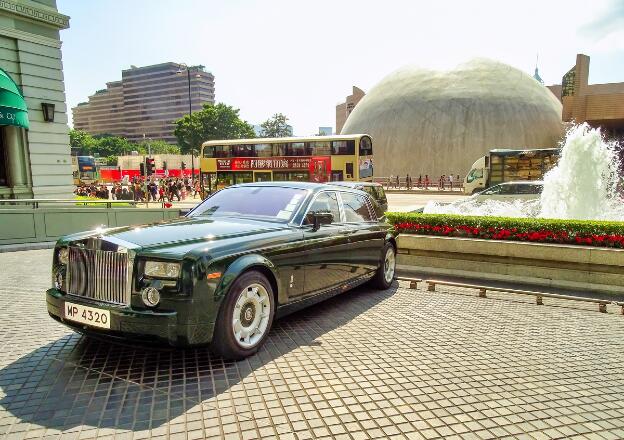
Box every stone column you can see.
[5,125,28,187]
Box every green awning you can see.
[0,68,29,129]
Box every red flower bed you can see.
[394,221,624,248]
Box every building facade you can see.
[0,0,72,199]
[548,54,624,140]
[73,62,215,144]
[335,86,365,134]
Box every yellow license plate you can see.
[63,301,111,329]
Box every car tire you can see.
[211,271,275,360]
[371,242,396,290]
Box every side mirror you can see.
[311,212,333,231]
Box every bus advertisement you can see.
[200,134,373,193]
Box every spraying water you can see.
[424,124,624,220]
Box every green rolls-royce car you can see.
[47,182,397,359]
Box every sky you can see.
[58,0,624,136]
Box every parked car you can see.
[329,181,388,219]
[472,181,543,201]
[47,182,397,359]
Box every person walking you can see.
[424,175,429,189]
[388,174,394,190]
[396,175,400,190]
[406,174,411,190]
[449,174,454,190]
[417,175,422,189]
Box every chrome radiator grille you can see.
[67,247,130,305]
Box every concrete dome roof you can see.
[341,59,564,179]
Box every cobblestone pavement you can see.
[1,249,624,440]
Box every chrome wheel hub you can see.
[232,283,270,348]
[384,247,396,283]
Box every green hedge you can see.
[386,212,624,236]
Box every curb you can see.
[0,241,56,253]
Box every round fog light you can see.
[141,287,161,307]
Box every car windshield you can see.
[189,186,308,221]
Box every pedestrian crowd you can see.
[74,177,201,203]
[385,174,462,191]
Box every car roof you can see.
[497,181,544,185]
[227,181,369,194]
[329,181,381,188]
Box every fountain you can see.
[424,124,624,221]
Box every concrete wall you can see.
[0,207,180,245]
[397,234,624,294]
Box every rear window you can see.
[341,192,374,222]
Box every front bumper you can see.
[46,288,214,346]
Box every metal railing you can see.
[396,276,624,314]
[0,198,174,209]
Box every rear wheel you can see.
[371,242,396,290]
[211,271,275,360]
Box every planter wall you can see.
[397,234,624,294]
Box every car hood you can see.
[63,216,290,251]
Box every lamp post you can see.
[176,63,197,184]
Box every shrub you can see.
[386,213,624,249]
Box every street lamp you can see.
[176,63,201,184]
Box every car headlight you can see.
[144,261,181,279]
[58,247,69,265]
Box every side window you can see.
[358,136,373,156]
[466,168,484,183]
[481,184,502,195]
[341,192,374,222]
[304,192,341,225]
[499,184,517,195]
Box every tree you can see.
[137,139,181,155]
[69,129,96,155]
[174,103,255,155]
[259,113,292,138]
[94,135,133,157]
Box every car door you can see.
[301,191,353,296]
[339,191,385,279]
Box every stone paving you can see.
[1,249,624,439]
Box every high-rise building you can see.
[547,54,624,141]
[73,62,215,143]
[336,86,365,134]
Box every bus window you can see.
[273,143,288,156]
[234,172,253,184]
[213,145,230,158]
[359,136,372,156]
[332,140,355,155]
[203,146,215,158]
[310,141,331,156]
[217,171,234,189]
[232,144,254,157]
[274,171,309,181]
[289,142,307,156]
[254,144,272,157]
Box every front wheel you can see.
[371,242,396,290]
[211,271,275,360]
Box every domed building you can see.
[341,59,564,180]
